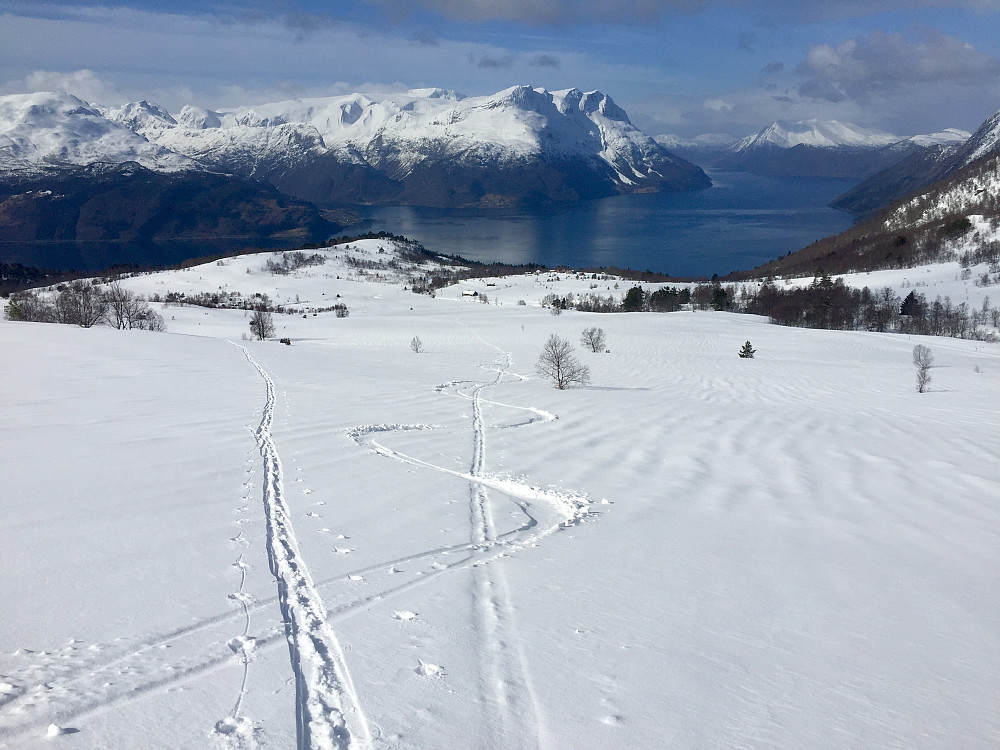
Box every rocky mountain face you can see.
[832,110,1000,217]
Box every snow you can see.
[2,240,999,748]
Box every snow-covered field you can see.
[2,241,999,749]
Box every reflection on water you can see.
[355,171,857,277]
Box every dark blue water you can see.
[356,171,857,277]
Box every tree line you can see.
[4,281,166,331]
[539,276,997,342]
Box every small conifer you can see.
[738,340,756,358]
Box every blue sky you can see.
[2,0,999,138]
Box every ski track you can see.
[467,353,548,750]
[350,337,598,750]
[238,345,372,750]
[0,341,596,748]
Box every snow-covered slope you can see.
[947,108,1000,169]
[2,241,998,748]
[884,154,1000,233]
[0,93,197,175]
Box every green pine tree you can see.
[738,340,756,358]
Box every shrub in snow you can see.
[581,326,606,353]
[537,334,590,390]
[913,344,934,393]
[410,336,424,353]
[738,341,756,358]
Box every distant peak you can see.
[737,119,899,150]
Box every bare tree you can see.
[913,344,934,393]
[249,309,275,340]
[410,336,424,353]
[103,280,162,330]
[103,281,136,329]
[56,281,107,327]
[536,334,590,390]
[580,326,606,352]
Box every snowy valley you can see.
[2,240,998,749]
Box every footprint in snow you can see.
[305,511,320,518]
[389,565,403,574]
[600,715,625,727]
[414,660,445,678]
[392,610,418,621]
[214,716,253,737]
[347,574,365,583]
[334,547,354,555]
[45,725,80,737]
[226,636,257,656]
[303,489,312,495]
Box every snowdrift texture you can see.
[1,240,998,749]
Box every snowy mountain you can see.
[733,119,900,150]
[106,100,399,205]
[714,119,970,180]
[108,85,709,207]
[0,87,710,266]
[0,93,197,175]
[1,87,708,211]
[832,108,999,216]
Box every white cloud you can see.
[0,5,665,112]
[798,30,1000,104]
[10,70,124,106]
